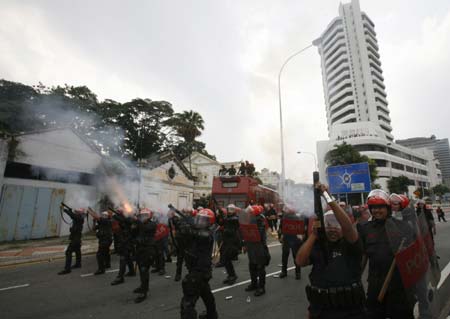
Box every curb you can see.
[0,249,98,269]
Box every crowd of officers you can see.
[57,185,441,319]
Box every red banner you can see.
[395,236,429,288]
[282,219,305,235]
[240,224,261,242]
[154,223,170,241]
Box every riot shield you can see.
[385,214,440,318]
[154,223,170,241]
[239,208,261,242]
[281,213,306,236]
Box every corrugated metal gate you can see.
[0,185,65,242]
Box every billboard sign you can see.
[326,162,371,194]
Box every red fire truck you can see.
[211,176,281,209]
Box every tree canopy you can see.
[387,175,410,194]
[431,183,450,197]
[0,79,215,162]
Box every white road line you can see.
[0,284,30,292]
[267,243,281,248]
[211,266,295,294]
[438,260,450,289]
[81,268,119,278]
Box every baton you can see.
[377,238,406,302]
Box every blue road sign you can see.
[326,162,371,194]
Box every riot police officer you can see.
[296,184,366,319]
[180,208,218,319]
[94,211,113,275]
[133,208,158,303]
[111,209,136,285]
[58,206,85,275]
[360,190,415,319]
[278,207,302,280]
[170,208,193,282]
[217,204,241,285]
[243,205,270,297]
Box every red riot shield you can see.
[239,208,261,242]
[386,211,440,318]
[154,223,170,241]
[281,214,305,236]
[385,217,426,288]
[416,212,441,286]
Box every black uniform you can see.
[267,207,278,231]
[111,214,136,285]
[217,213,241,283]
[244,214,270,296]
[278,216,302,279]
[360,218,415,319]
[59,208,84,274]
[306,237,365,319]
[170,215,189,281]
[94,217,113,274]
[180,226,217,319]
[134,218,158,302]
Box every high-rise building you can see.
[397,136,450,187]
[313,0,392,141]
[314,0,442,195]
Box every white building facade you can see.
[314,0,441,195]
[313,0,392,141]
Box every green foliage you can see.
[325,142,378,183]
[431,184,450,196]
[0,79,215,162]
[387,175,410,194]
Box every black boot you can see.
[254,287,266,296]
[245,283,258,292]
[223,275,238,285]
[58,269,71,275]
[174,273,181,282]
[94,269,105,275]
[133,287,145,294]
[111,277,124,285]
[134,292,147,303]
[279,270,287,278]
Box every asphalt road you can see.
[2,221,450,319]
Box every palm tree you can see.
[169,110,205,173]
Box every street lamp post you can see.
[278,44,313,200]
[297,151,318,171]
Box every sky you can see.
[1,0,450,183]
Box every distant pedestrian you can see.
[437,206,447,222]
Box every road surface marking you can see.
[211,266,295,294]
[267,243,281,248]
[438,260,450,289]
[81,268,119,277]
[0,284,30,292]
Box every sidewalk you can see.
[0,233,98,268]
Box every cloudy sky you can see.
[1,0,450,183]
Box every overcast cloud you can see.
[1,0,450,183]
